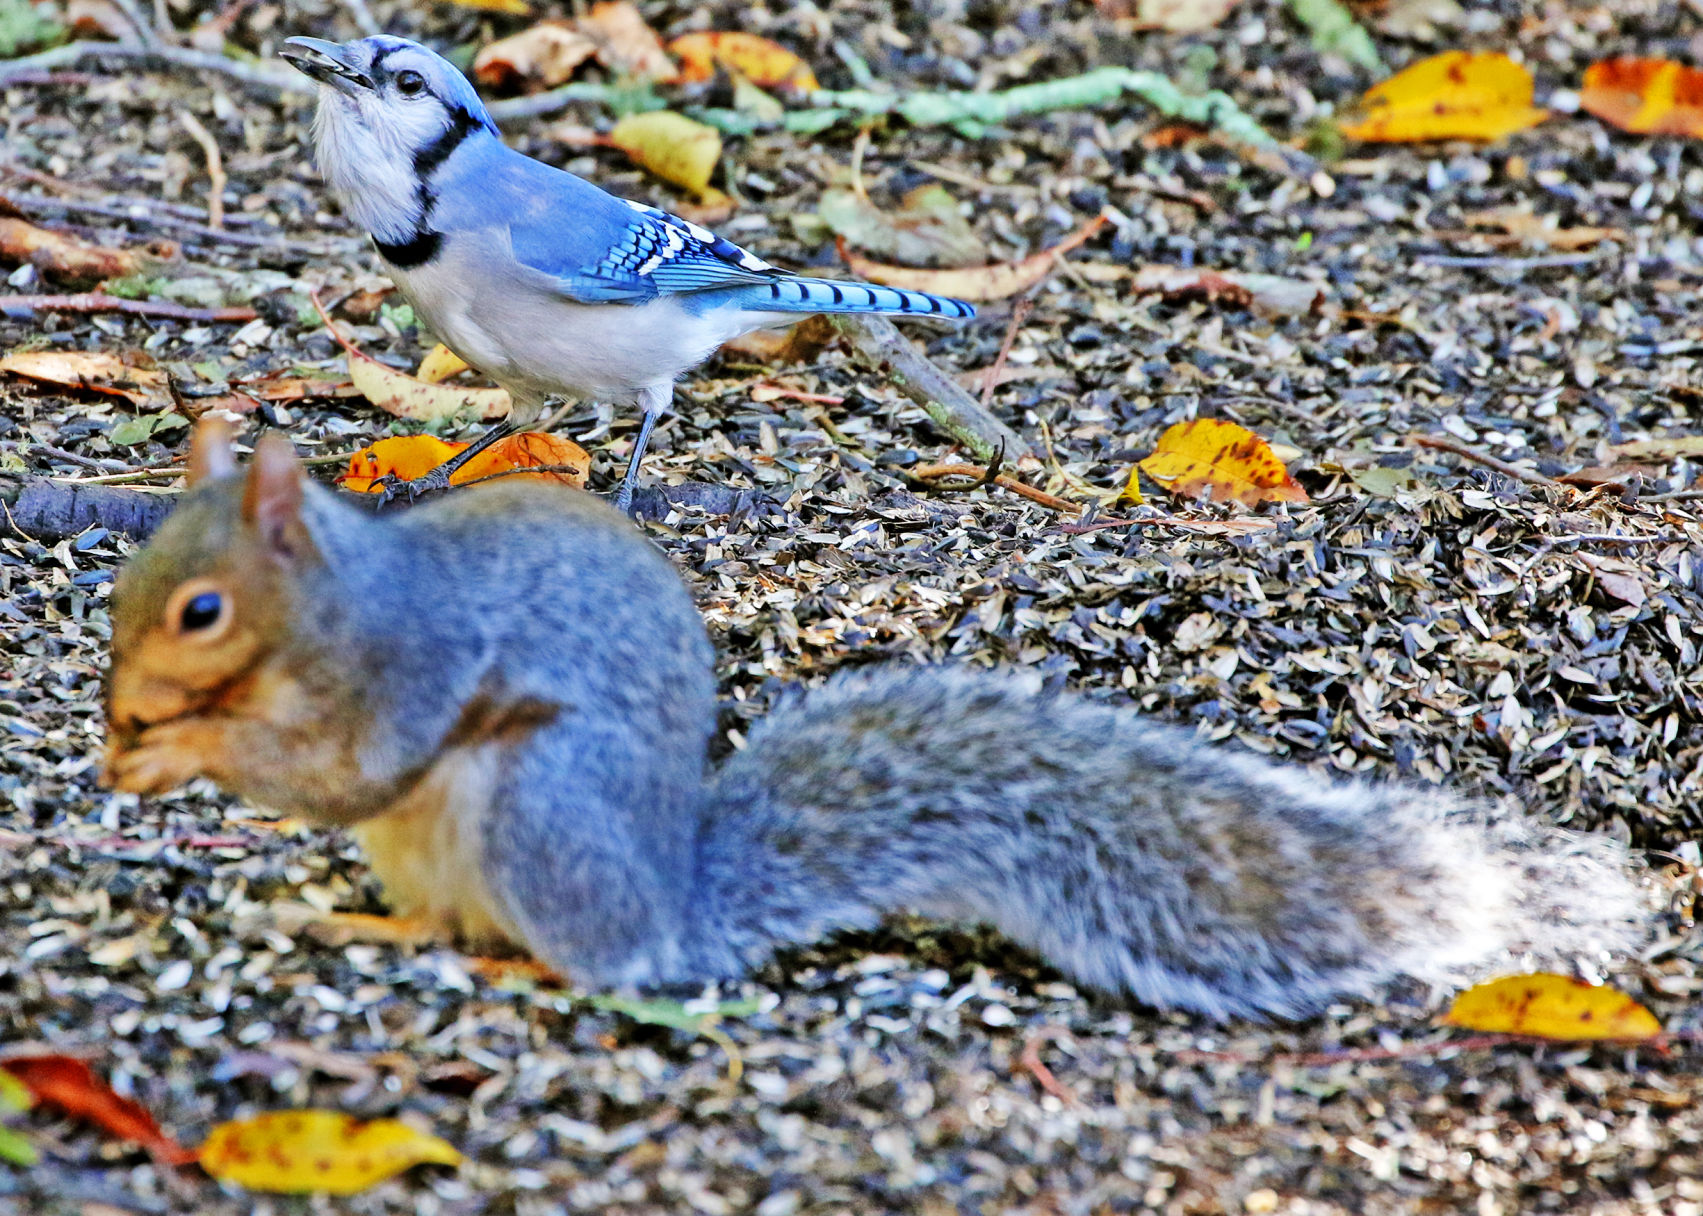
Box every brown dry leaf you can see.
[0,216,171,284]
[1441,974,1662,1041]
[1338,51,1549,143]
[578,1,677,83]
[836,212,1106,302]
[1609,436,1703,462]
[339,433,588,493]
[1134,418,1309,507]
[669,32,818,93]
[607,111,722,198]
[718,314,839,364]
[1459,208,1625,251]
[818,184,986,268]
[1129,265,1325,316]
[200,1110,462,1194]
[1581,57,1703,138]
[1577,554,1648,609]
[1094,0,1239,32]
[474,22,599,89]
[417,344,473,384]
[0,349,168,407]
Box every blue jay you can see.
[279,34,976,510]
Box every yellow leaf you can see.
[348,353,510,424]
[200,1111,463,1195]
[1339,51,1549,143]
[668,32,818,92]
[1135,419,1309,508]
[607,111,722,198]
[1580,57,1703,138]
[443,0,530,14]
[416,344,472,384]
[1442,973,1662,1041]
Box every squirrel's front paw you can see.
[103,719,222,795]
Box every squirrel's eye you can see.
[180,591,224,633]
[395,70,426,96]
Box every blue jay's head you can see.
[281,35,499,245]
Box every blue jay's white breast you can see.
[388,230,788,420]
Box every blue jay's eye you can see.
[395,70,426,96]
[179,591,224,633]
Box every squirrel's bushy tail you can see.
[695,667,1644,1020]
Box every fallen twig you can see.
[835,314,1035,463]
[910,460,1078,513]
[0,293,257,322]
[0,42,309,99]
[1017,1026,1079,1108]
[981,298,1033,408]
[1409,434,1560,488]
[176,111,227,229]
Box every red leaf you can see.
[1,1054,197,1165]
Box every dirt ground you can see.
[3,0,1702,1212]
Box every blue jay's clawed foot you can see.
[375,419,517,507]
[281,33,977,515]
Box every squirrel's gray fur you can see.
[108,462,1646,1020]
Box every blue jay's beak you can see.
[279,37,374,93]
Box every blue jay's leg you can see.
[613,383,670,516]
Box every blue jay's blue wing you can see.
[455,146,974,316]
[510,198,784,302]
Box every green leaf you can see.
[0,1123,37,1168]
[110,412,189,446]
[1288,0,1383,73]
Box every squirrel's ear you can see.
[242,431,310,559]
[187,417,237,484]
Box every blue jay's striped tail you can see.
[748,277,975,320]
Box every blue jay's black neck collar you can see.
[374,106,484,269]
[374,230,442,269]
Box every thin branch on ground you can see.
[0,42,310,99]
[910,460,1078,513]
[1409,434,1561,488]
[175,111,227,228]
[0,293,257,322]
[980,298,1033,409]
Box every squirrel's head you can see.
[103,421,320,775]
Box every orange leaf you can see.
[1339,51,1549,143]
[668,32,818,92]
[0,1055,196,1165]
[200,1110,462,1194]
[339,433,588,493]
[1441,974,1662,1041]
[1580,57,1703,138]
[1134,419,1308,508]
[836,212,1107,302]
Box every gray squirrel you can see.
[101,422,1644,1020]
